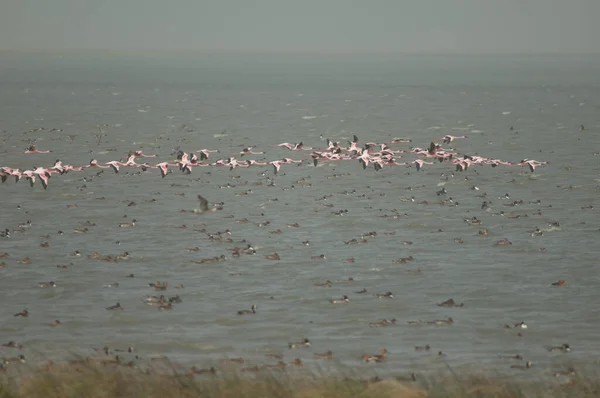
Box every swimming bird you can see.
[511,361,532,369]
[329,295,350,304]
[314,350,333,359]
[288,338,311,349]
[237,304,257,315]
[438,298,464,307]
[119,219,136,228]
[362,349,387,363]
[13,309,29,317]
[547,343,571,352]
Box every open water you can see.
[1,52,600,378]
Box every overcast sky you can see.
[1,0,598,54]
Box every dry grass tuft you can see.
[0,361,599,398]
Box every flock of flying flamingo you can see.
[1,134,548,189]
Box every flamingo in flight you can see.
[24,145,52,154]
[442,135,468,144]
[414,159,434,171]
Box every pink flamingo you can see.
[383,158,407,167]
[121,154,139,167]
[51,160,66,175]
[269,160,282,175]
[0,169,11,183]
[32,167,52,189]
[356,151,372,169]
[239,147,265,157]
[519,159,548,173]
[11,169,24,183]
[245,159,268,167]
[195,149,218,160]
[105,161,123,173]
[227,157,249,170]
[386,138,412,144]
[24,145,52,154]
[133,150,157,158]
[453,158,471,172]
[62,164,84,173]
[276,142,295,150]
[85,159,109,169]
[154,162,177,178]
[189,153,200,164]
[442,135,468,144]
[414,159,434,171]
[326,139,341,151]
[1,167,20,183]
[428,142,438,156]
[347,136,362,154]
[20,169,36,187]
[280,158,302,164]
[292,142,309,150]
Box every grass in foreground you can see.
[0,361,599,398]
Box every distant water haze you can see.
[1,0,600,54]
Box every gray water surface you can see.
[1,53,600,378]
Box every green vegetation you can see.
[0,361,598,398]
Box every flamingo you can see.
[356,151,372,169]
[442,135,468,144]
[245,159,268,167]
[0,169,11,183]
[62,164,84,172]
[176,153,193,173]
[154,162,177,178]
[132,150,157,158]
[195,149,218,160]
[121,154,139,167]
[239,147,265,157]
[519,159,548,173]
[32,167,52,189]
[51,160,66,175]
[428,141,438,156]
[280,158,302,164]
[293,142,307,150]
[414,159,434,171]
[24,145,52,154]
[227,157,249,170]
[105,161,123,173]
[20,170,36,187]
[276,142,295,150]
[85,159,109,169]
[269,160,282,175]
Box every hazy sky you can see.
[1,0,598,54]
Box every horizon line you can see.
[1,48,599,57]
